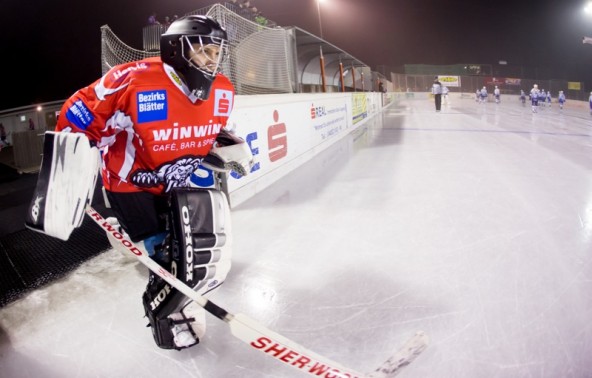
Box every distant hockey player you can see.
[546,91,552,107]
[493,86,501,103]
[479,86,488,103]
[558,90,566,110]
[540,89,546,110]
[442,85,449,105]
[25,15,254,351]
[520,90,526,106]
[530,84,540,113]
[475,88,480,102]
[431,76,442,111]
[589,91,592,115]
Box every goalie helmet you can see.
[161,15,228,100]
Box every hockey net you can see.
[100,3,296,95]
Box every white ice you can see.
[2,95,592,377]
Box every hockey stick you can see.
[86,206,428,377]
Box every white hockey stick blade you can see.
[368,331,429,377]
[86,206,427,377]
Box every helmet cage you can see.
[181,35,228,78]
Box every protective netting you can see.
[101,3,296,95]
[100,25,159,74]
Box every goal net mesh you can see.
[101,3,296,95]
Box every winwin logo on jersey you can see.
[137,90,168,123]
[214,89,233,116]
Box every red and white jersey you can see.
[56,57,235,195]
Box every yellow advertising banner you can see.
[352,93,368,124]
[437,76,461,87]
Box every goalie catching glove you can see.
[202,128,254,177]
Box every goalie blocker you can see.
[143,187,232,350]
[25,131,100,240]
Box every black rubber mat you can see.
[0,169,113,308]
[0,216,111,307]
[0,163,19,184]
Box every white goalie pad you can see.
[141,188,232,350]
[25,131,101,241]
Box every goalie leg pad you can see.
[169,187,232,296]
[142,188,232,350]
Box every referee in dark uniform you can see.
[432,76,442,112]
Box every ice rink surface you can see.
[2,95,592,377]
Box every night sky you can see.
[4,0,592,110]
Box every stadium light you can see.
[582,4,592,45]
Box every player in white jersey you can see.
[493,86,500,104]
[479,86,488,103]
[530,84,540,113]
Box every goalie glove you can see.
[202,129,254,177]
